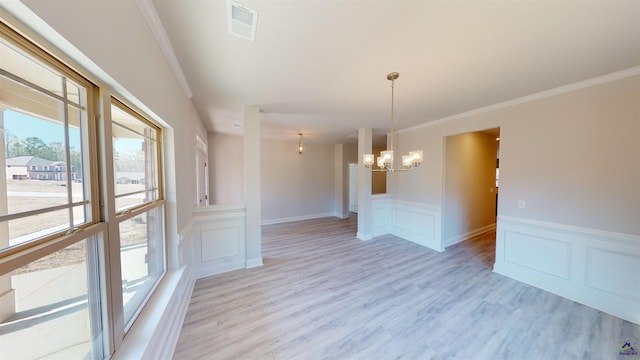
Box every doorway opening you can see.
[442,127,500,267]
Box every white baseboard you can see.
[444,223,496,248]
[261,212,336,225]
[357,232,373,241]
[194,260,245,280]
[245,257,264,268]
[494,216,640,324]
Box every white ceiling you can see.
[149,0,640,145]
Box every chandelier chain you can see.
[390,76,395,161]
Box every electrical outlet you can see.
[517,200,526,208]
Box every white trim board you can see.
[261,212,336,226]
[113,267,194,360]
[444,223,496,249]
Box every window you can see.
[0,21,166,358]
[0,22,102,359]
[0,26,94,251]
[111,100,165,329]
[111,102,161,212]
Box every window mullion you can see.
[100,96,124,355]
[61,76,75,227]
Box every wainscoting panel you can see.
[494,216,640,324]
[585,247,640,302]
[189,205,247,279]
[503,230,571,280]
[201,226,241,262]
[390,201,443,252]
[372,195,391,237]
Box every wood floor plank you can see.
[173,216,640,359]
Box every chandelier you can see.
[363,72,423,172]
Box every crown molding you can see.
[399,65,640,134]
[136,0,193,99]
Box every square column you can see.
[244,106,262,267]
[357,128,373,240]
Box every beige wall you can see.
[208,133,245,205]
[394,74,640,235]
[208,135,340,221]
[443,132,498,242]
[261,138,336,222]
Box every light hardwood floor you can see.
[173,216,640,359]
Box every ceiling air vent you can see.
[227,1,258,41]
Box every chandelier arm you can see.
[370,167,419,173]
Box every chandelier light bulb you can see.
[298,133,304,155]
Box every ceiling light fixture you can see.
[363,72,423,172]
[298,133,304,155]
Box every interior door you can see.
[195,148,208,206]
[348,163,358,213]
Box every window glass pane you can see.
[3,208,70,248]
[0,37,92,250]
[5,171,69,214]
[67,105,86,185]
[119,206,165,327]
[0,38,63,97]
[0,236,105,359]
[66,78,82,106]
[111,104,159,212]
[73,204,88,227]
[115,191,158,212]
